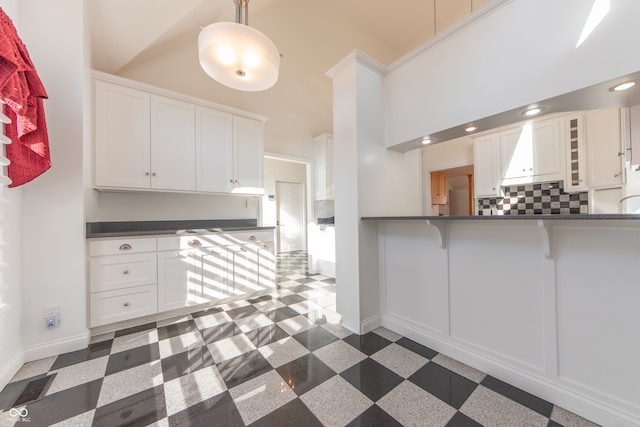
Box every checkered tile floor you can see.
[0,251,599,427]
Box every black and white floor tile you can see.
[0,251,599,427]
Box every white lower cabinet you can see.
[157,250,200,312]
[89,230,275,328]
[90,284,158,327]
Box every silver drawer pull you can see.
[122,270,130,275]
[119,243,132,251]
[189,239,202,247]
[249,235,257,241]
[123,302,130,307]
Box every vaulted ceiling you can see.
[89,0,490,155]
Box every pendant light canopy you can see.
[198,0,280,91]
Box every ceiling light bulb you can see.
[611,81,636,91]
[421,138,432,145]
[465,126,477,133]
[523,107,545,116]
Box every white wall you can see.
[15,0,89,360]
[329,52,422,333]
[93,192,258,222]
[386,0,640,147]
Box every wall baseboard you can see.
[0,349,25,392]
[361,315,381,334]
[23,331,90,363]
[382,314,640,427]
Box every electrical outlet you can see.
[43,305,59,329]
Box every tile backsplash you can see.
[477,181,588,215]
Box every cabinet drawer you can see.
[90,284,157,327]
[157,235,215,251]
[225,231,275,245]
[90,253,157,292]
[89,237,157,256]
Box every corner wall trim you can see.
[22,331,90,363]
[0,349,25,392]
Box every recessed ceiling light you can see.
[610,81,636,92]
[465,126,477,133]
[421,137,432,145]
[523,107,545,117]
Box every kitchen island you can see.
[361,215,640,427]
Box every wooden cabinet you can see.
[93,74,265,195]
[473,134,501,198]
[150,95,196,191]
[233,116,264,194]
[89,229,275,327]
[500,118,563,184]
[314,134,334,200]
[196,107,234,193]
[430,172,448,205]
[586,108,625,188]
[88,237,158,327]
[94,81,151,189]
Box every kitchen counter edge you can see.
[361,214,640,221]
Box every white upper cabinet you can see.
[94,81,151,189]
[586,108,625,188]
[93,73,266,195]
[196,107,234,193]
[150,95,196,191]
[473,134,501,198]
[233,116,264,194]
[500,118,563,184]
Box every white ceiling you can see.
[89,0,486,153]
[90,0,448,74]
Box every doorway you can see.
[276,181,305,252]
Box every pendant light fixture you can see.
[198,0,280,91]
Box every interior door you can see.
[276,181,305,253]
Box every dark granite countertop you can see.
[362,214,640,221]
[86,219,275,238]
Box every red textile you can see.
[0,7,50,187]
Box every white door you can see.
[276,181,305,253]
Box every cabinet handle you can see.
[122,270,129,275]
[189,239,202,247]
[614,173,621,178]
[175,252,188,259]
[123,302,130,307]
[145,172,150,176]
[618,152,625,157]
[119,243,132,251]
[249,235,257,241]
[152,172,156,177]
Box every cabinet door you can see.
[157,250,199,311]
[196,107,234,193]
[474,135,501,197]
[233,116,264,194]
[94,81,151,188]
[501,127,531,180]
[587,108,624,187]
[257,243,276,291]
[531,119,562,179]
[150,95,196,191]
[199,246,229,302]
[228,245,260,297]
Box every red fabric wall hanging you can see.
[0,7,51,187]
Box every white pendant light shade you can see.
[198,21,280,91]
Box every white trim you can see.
[361,315,382,334]
[91,70,268,123]
[0,349,24,392]
[326,50,386,79]
[387,0,514,72]
[22,331,90,363]
[382,313,639,427]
